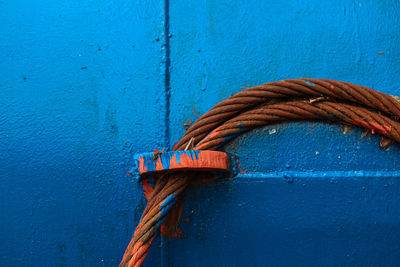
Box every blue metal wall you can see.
[1,0,400,266]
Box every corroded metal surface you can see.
[132,150,230,177]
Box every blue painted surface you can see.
[1,0,400,266]
[166,1,400,266]
[166,123,400,266]
[0,0,167,266]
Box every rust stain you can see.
[142,180,154,200]
[345,119,391,135]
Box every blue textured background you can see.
[1,0,400,266]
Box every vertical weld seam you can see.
[161,0,170,265]
[163,0,171,149]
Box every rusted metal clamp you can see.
[129,150,232,181]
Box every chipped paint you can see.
[159,194,178,221]
[133,150,230,177]
[303,80,315,87]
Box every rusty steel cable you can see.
[120,79,400,267]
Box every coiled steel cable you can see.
[120,79,400,267]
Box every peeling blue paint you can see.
[303,80,315,86]
[133,150,232,181]
[133,150,202,176]
[157,194,177,227]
